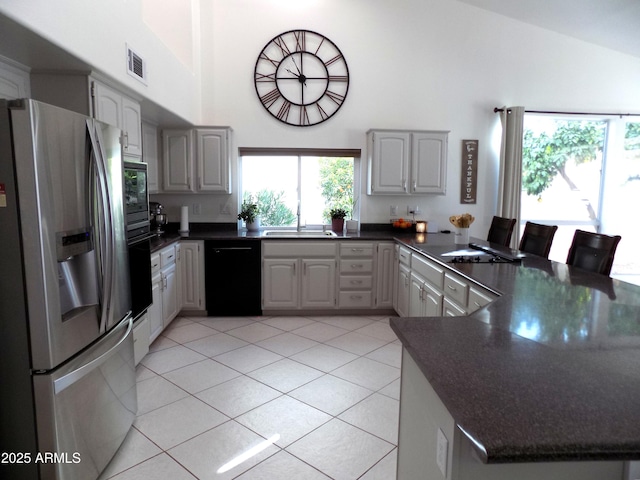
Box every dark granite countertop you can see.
[148,223,417,252]
[390,235,640,464]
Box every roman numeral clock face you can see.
[254,30,350,126]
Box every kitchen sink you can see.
[263,230,337,238]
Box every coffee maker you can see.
[150,202,167,233]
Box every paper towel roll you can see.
[180,205,189,233]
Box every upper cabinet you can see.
[162,127,232,194]
[92,81,142,158]
[0,58,31,99]
[367,129,448,195]
[142,122,160,193]
[30,73,142,159]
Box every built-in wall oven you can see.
[124,160,150,240]
[124,161,153,319]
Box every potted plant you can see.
[238,200,261,231]
[329,207,347,234]
[345,196,359,232]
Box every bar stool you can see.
[487,216,516,247]
[518,222,558,258]
[566,230,621,276]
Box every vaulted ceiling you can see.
[458,0,640,59]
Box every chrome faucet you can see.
[296,201,301,231]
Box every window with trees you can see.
[239,149,359,229]
[521,115,640,282]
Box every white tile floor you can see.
[99,315,400,480]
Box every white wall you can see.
[184,0,640,236]
[3,0,640,235]
[0,0,202,124]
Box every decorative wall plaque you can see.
[460,140,478,204]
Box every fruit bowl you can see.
[391,218,415,231]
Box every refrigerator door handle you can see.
[53,314,133,394]
[87,120,116,333]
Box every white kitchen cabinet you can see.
[338,242,374,309]
[0,58,30,99]
[162,262,179,327]
[180,240,205,312]
[149,270,163,342]
[367,129,448,195]
[196,128,232,193]
[396,262,410,317]
[162,129,194,192]
[376,242,395,309]
[409,270,443,317]
[160,245,180,327]
[403,248,498,318]
[409,253,445,317]
[300,259,336,309]
[263,258,298,309]
[133,314,150,365]
[93,81,143,158]
[142,122,160,193]
[162,127,232,193]
[262,242,337,311]
[394,245,411,316]
[148,244,181,343]
[30,73,142,159]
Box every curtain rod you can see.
[493,107,640,117]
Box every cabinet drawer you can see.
[469,287,496,312]
[412,254,444,289]
[339,275,373,290]
[339,242,374,257]
[160,245,176,267]
[150,252,161,275]
[444,272,469,306]
[340,259,373,274]
[339,291,373,308]
[398,246,411,266]
[443,297,467,316]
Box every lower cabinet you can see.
[409,271,443,317]
[263,256,336,310]
[396,262,411,317]
[401,247,498,318]
[181,240,205,312]
[148,244,181,343]
[132,313,150,365]
[376,242,395,309]
[262,242,337,311]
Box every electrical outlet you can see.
[436,428,448,477]
[407,205,419,215]
[192,203,201,215]
[390,205,398,216]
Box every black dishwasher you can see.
[205,240,262,316]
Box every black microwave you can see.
[123,161,150,240]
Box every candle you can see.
[415,221,427,233]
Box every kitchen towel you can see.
[180,205,189,233]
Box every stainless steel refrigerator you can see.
[0,99,137,480]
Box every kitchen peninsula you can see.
[390,237,640,480]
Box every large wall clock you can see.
[254,29,350,127]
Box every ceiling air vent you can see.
[126,45,147,85]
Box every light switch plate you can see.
[436,428,448,477]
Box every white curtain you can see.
[497,106,525,248]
